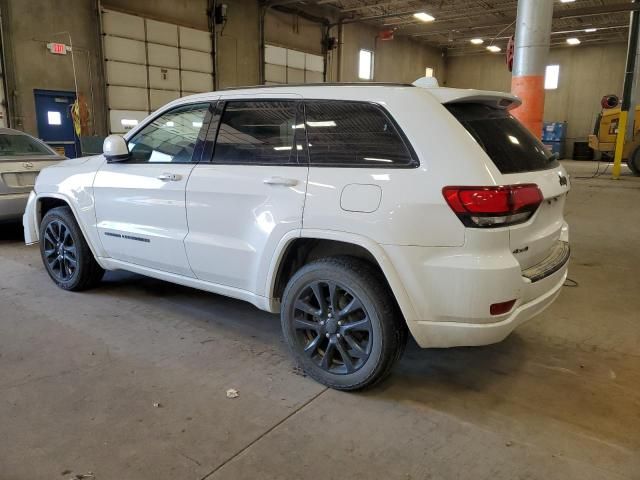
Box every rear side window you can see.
[213,100,299,165]
[446,103,558,174]
[304,101,416,167]
[0,134,55,157]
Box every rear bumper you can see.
[0,192,29,221]
[409,265,567,348]
[383,225,570,348]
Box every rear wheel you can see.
[281,256,406,391]
[39,206,104,291]
[628,148,640,175]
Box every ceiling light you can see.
[560,0,575,3]
[413,12,435,22]
[566,37,581,45]
[486,45,501,53]
[585,28,597,33]
[470,38,484,45]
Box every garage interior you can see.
[0,0,639,479]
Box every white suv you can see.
[23,80,570,390]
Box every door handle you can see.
[157,173,182,182]
[263,176,299,187]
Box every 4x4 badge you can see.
[558,174,568,187]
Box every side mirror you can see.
[103,135,130,162]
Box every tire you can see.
[39,206,104,291]
[628,148,640,176]
[281,256,407,391]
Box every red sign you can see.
[47,43,67,55]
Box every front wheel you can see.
[628,148,640,176]
[39,206,105,291]
[281,257,406,391]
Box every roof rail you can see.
[221,82,414,91]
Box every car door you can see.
[93,102,213,277]
[185,96,308,295]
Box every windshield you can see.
[446,103,558,174]
[0,133,56,157]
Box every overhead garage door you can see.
[264,44,324,85]
[101,9,214,134]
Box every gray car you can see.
[0,128,65,222]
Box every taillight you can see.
[442,184,543,228]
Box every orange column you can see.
[511,76,545,138]
[510,0,554,139]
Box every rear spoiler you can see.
[412,77,521,111]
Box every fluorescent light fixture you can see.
[470,38,484,45]
[192,121,203,128]
[121,119,139,127]
[566,37,581,45]
[413,12,435,22]
[545,64,560,89]
[165,121,175,127]
[292,123,305,129]
[274,146,293,151]
[585,28,597,33]
[560,0,575,3]
[486,45,501,53]
[307,121,336,127]
[425,67,434,77]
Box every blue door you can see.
[34,89,78,158]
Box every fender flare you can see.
[31,192,106,264]
[264,229,418,322]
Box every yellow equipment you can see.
[588,105,640,175]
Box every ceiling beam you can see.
[401,3,640,37]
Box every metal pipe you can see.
[0,5,11,128]
[337,21,343,82]
[510,0,554,138]
[613,0,640,179]
[208,0,218,91]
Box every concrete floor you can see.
[0,160,638,480]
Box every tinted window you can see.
[213,101,299,164]
[0,134,55,157]
[446,103,559,174]
[127,103,209,163]
[304,101,416,167]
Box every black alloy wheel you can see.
[292,280,373,375]
[39,206,104,291]
[281,257,406,391]
[42,219,78,282]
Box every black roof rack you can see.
[221,82,415,91]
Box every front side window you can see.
[127,103,210,163]
[212,100,299,165]
[0,134,56,157]
[304,101,416,167]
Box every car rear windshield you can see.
[0,134,55,157]
[446,103,559,174]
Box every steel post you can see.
[511,0,554,138]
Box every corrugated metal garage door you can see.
[101,9,214,134]
[264,44,324,85]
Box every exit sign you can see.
[46,42,69,55]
